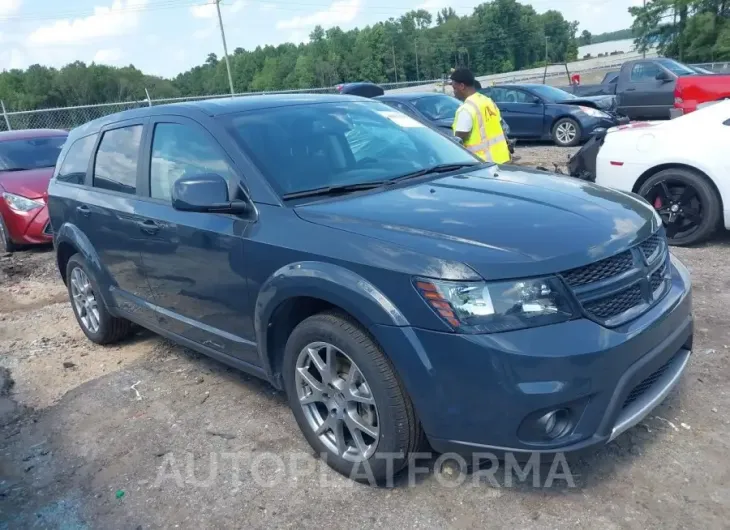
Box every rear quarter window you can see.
[93,126,143,195]
[56,134,97,185]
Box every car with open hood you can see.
[48,94,692,483]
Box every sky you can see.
[0,0,644,79]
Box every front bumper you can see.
[1,204,52,245]
[372,255,692,456]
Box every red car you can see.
[0,129,68,252]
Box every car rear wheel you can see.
[283,311,422,483]
[638,168,721,246]
[552,117,581,147]
[66,254,133,344]
[0,215,17,253]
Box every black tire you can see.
[283,311,422,484]
[65,254,133,344]
[0,215,17,253]
[552,117,581,147]
[638,168,720,246]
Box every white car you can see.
[596,100,730,246]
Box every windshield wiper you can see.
[384,162,482,184]
[282,181,386,200]
[0,168,29,172]
[281,163,480,201]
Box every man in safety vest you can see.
[450,68,510,164]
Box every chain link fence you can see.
[1,62,726,132]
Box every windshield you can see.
[528,85,576,102]
[411,95,461,121]
[656,58,696,76]
[0,136,67,171]
[227,101,476,196]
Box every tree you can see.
[580,30,592,45]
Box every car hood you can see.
[295,165,659,280]
[558,95,617,112]
[0,167,54,199]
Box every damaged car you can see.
[479,84,629,147]
[592,101,730,246]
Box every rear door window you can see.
[630,63,662,82]
[149,123,235,201]
[56,134,96,185]
[93,125,143,195]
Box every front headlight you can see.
[578,106,610,119]
[415,277,577,333]
[2,192,44,212]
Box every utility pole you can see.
[642,0,647,58]
[392,46,398,83]
[544,36,549,66]
[415,40,420,81]
[216,0,236,96]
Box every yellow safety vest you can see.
[452,93,510,164]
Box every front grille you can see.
[560,231,670,326]
[639,234,662,262]
[622,354,677,409]
[562,251,634,287]
[650,261,668,292]
[584,284,643,319]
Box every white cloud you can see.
[259,1,275,12]
[94,48,123,63]
[276,0,360,30]
[190,2,216,18]
[0,0,21,17]
[230,0,246,14]
[28,0,148,46]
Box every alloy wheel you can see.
[645,180,703,240]
[70,267,101,334]
[295,341,380,462]
[555,122,577,145]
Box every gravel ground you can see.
[1,147,729,529]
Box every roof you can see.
[68,94,367,138]
[179,93,363,115]
[0,129,68,142]
[377,92,450,101]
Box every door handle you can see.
[137,219,160,235]
[76,205,91,217]
[625,88,636,91]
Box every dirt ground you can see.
[1,145,729,529]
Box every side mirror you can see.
[172,173,249,214]
[531,96,542,104]
[450,135,464,145]
[655,70,671,82]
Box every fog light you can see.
[537,409,571,440]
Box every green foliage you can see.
[630,0,729,61]
[0,1,581,111]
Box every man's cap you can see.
[450,68,475,87]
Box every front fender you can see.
[254,261,408,366]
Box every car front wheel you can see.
[0,215,17,253]
[283,311,422,483]
[552,117,581,147]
